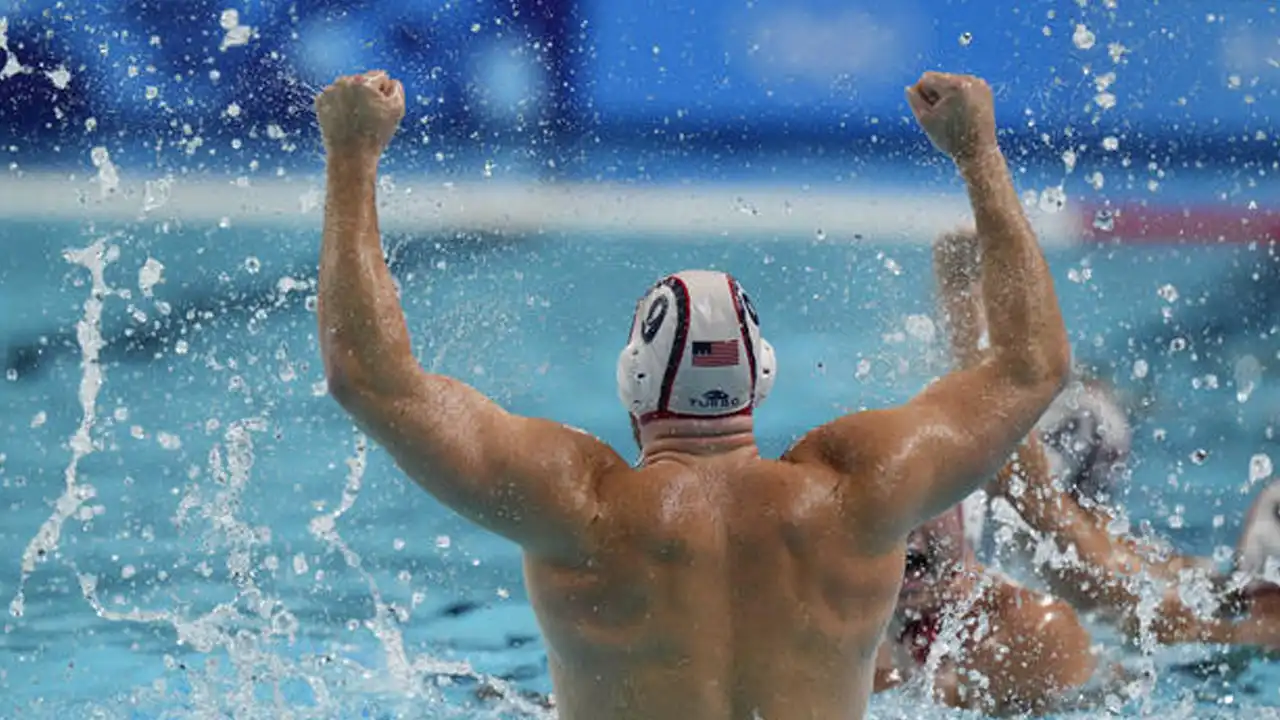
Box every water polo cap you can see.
[617,270,776,424]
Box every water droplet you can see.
[138,257,165,296]
[1037,185,1067,213]
[1250,454,1273,485]
[1072,24,1096,50]
[1062,149,1077,173]
[1131,359,1149,379]
[45,65,71,90]
[1235,355,1261,403]
[855,358,872,379]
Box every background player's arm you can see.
[317,147,617,562]
[994,436,1152,616]
[791,151,1070,546]
[994,437,1226,644]
[944,595,1096,717]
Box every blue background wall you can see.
[0,0,1276,171]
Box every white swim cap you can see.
[1237,478,1280,577]
[1037,379,1132,503]
[617,270,776,423]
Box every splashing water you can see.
[0,16,31,81]
[11,236,117,619]
[1,227,556,718]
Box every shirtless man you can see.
[313,69,1070,720]
[871,233,1096,717]
[936,229,1280,652]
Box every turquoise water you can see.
[1,214,1279,718]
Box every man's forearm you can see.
[958,149,1068,385]
[318,153,416,395]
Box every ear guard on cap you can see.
[617,270,776,423]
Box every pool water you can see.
[1,216,1279,719]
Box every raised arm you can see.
[933,229,987,371]
[790,72,1070,546]
[314,72,618,561]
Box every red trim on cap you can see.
[726,274,758,401]
[637,405,755,425]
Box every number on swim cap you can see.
[641,295,669,344]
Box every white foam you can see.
[0,174,1084,246]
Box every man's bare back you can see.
[313,68,1070,720]
[527,454,904,719]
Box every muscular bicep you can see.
[332,370,617,558]
[800,359,1059,544]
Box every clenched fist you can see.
[315,70,405,159]
[906,72,997,162]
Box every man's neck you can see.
[637,416,758,465]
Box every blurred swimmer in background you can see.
[873,503,1098,716]
[937,227,1280,655]
[872,232,1098,717]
